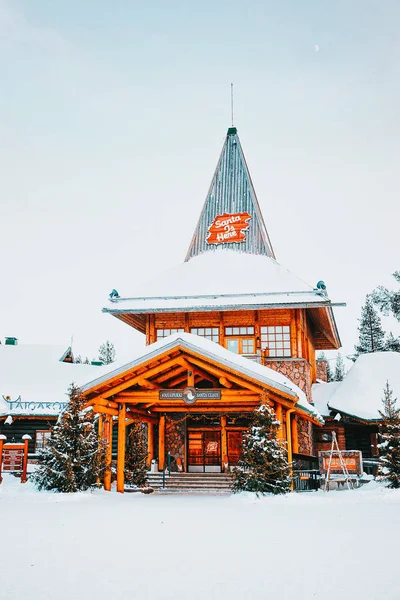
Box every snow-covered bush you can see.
[232,403,291,495]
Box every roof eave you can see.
[103,301,345,315]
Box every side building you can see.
[0,339,104,455]
[313,351,400,471]
[80,126,344,492]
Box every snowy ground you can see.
[1,476,399,600]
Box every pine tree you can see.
[333,352,346,381]
[98,340,116,365]
[125,422,148,487]
[354,296,386,356]
[385,332,400,353]
[377,381,400,489]
[232,403,291,495]
[372,271,400,321]
[32,384,104,492]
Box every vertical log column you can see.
[104,417,113,492]
[159,415,166,471]
[96,415,104,485]
[292,415,299,455]
[221,415,228,470]
[117,403,126,493]
[147,422,154,468]
[275,403,283,440]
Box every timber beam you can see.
[101,357,183,398]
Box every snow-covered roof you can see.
[79,332,323,423]
[104,250,335,313]
[311,381,342,417]
[0,344,105,417]
[313,352,400,421]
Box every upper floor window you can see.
[156,328,184,340]
[190,327,219,343]
[225,326,255,355]
[261,325,291,357]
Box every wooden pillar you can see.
[292,415,299,455]
[159,415,166,471]
[275,403,283,440]
[117,403,127,493]
[21,437,30,483]
[296,311,303,358]
[221,415,228,470]
[98,414,104,441]
[96,415,104,485]
[0,435,5,484]
[104,417,113,492]
[147,422,154,468]
[290,310,297,358]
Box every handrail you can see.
[162,452,172,488]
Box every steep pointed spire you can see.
[185,127,275,261]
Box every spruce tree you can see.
[32,384,104,492]
[372,271,400,322]
[354,296,385,356]
[385,332,400,353]
[125,422,148,487]
[377,381,400,489]
[333,352,346,381]
[98,340,116,365]
[232,404,291,495]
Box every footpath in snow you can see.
[0,476,399,600]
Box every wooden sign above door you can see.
[159,388,221,403]
[207,212,252,245]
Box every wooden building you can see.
[313,351,400,466]
[81,126,343,492]
[0,341,102,455]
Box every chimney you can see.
[316,358,328,382]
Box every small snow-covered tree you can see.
[232,403,291,495]
[354,296,385,357]
[125,422,148,487]
[75,355,90,364]
[98,340,116,365]
[32,384,104,492]
[333,353,346,381]
[377,381,400,489]
[385,332,400,353]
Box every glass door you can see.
[188,430,221,472]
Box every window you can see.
[35,430,51,452]
[225,326,254,336]
[190,327,219,343]
[260,325,291,357]
[156,328,184,340]
[225,326,255,355]
[318,431,333,443]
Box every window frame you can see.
[260,325,292,358]
[156,328,185,340]
[190,327,220,343]
[35,429,52,452]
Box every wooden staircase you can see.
[146,472,233,494]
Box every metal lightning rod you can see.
[231,82,234,127]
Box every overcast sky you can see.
[1,0,399,365]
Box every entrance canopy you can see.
[80,333,322,424]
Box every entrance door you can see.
[227,431,243,467]
[188,430,221,472]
